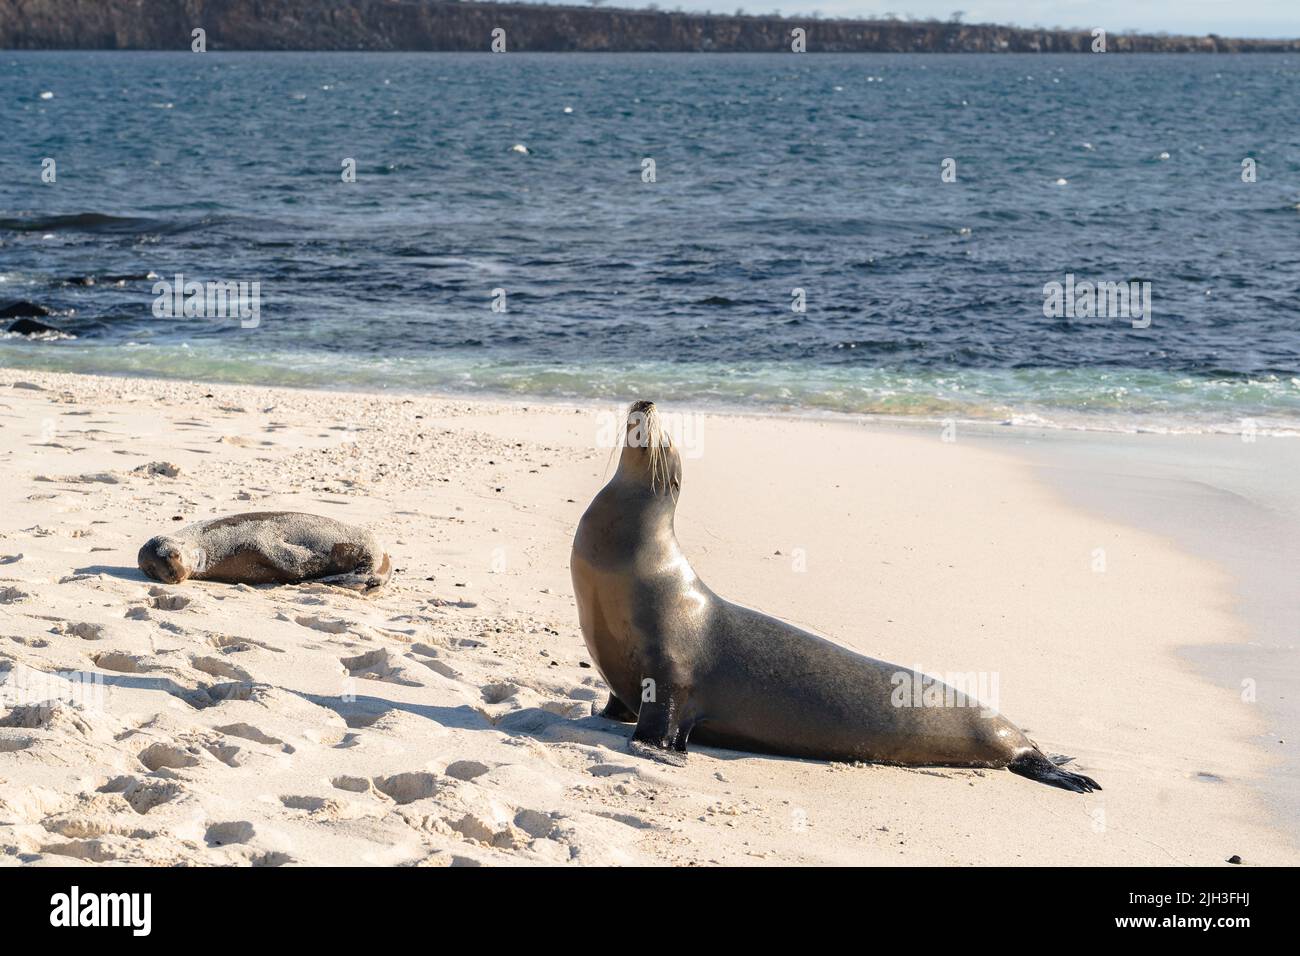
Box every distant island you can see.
[2,0,1297,52]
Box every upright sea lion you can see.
[570,401,1100,792]
[138,512,392,592]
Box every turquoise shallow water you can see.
[2,51,1299,432]
[2,342,1299,434]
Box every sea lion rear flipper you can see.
[1008,750,1102,793]
[600,694,638,723]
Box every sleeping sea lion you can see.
[138,512,391,592]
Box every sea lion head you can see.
[617,400,681,498]
[137,535,194,584]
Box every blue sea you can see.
[2,51,1299,433]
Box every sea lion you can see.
[570,401,1100,793]
[138,512,392,592]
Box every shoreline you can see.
[2,352,1298,440]
[1,368,1293,864]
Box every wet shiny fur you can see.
[570,402,1099,792]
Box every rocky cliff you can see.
[1,0,1295,52]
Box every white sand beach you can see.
[0,370,1293,866]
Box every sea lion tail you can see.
[1008,749,1102,793]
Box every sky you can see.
[585,1,1300,39]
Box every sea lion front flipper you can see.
[628,684,693,766]
[600,694,637,723]
[315,571,383,593]
[310,554,390,590]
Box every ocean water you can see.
[2,51,1299,433]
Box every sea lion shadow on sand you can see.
[570,401,1101,793]
[300,692,495,732]
[73,564,151,582]
[137,512,392,594]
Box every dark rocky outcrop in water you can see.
[1,302,68,336]
[1,1,1295,53]
[6,317,64,335]
[0,301,52,319]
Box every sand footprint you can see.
[292,613,352,634]
[204,742,242,767]
[205,820,255,846]
[480,682,520,704]
[339,649,422,687]
[514,808,558,839]
[149,587,191,611]
[99,776,186,815]
[57,622,105,640]
[207,633,283,654]
[91,651,151,673]
[190,656,253,682]
[214,723,294,754]
[331,775,372,794]
[39,840,116,863]
[373,772,441,805]
[33,472,119,485]
[444,760,491,782]
[442,813,525,850]
[410,644,461,679]
[278,795,370,821]
[137,742,201,772]
[279,795,330,811]
[337,709,391,729]
[202,682,265,705]
[6,635,48,648]
[542,700,592,719]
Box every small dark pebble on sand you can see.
[1226,855,1242,864]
